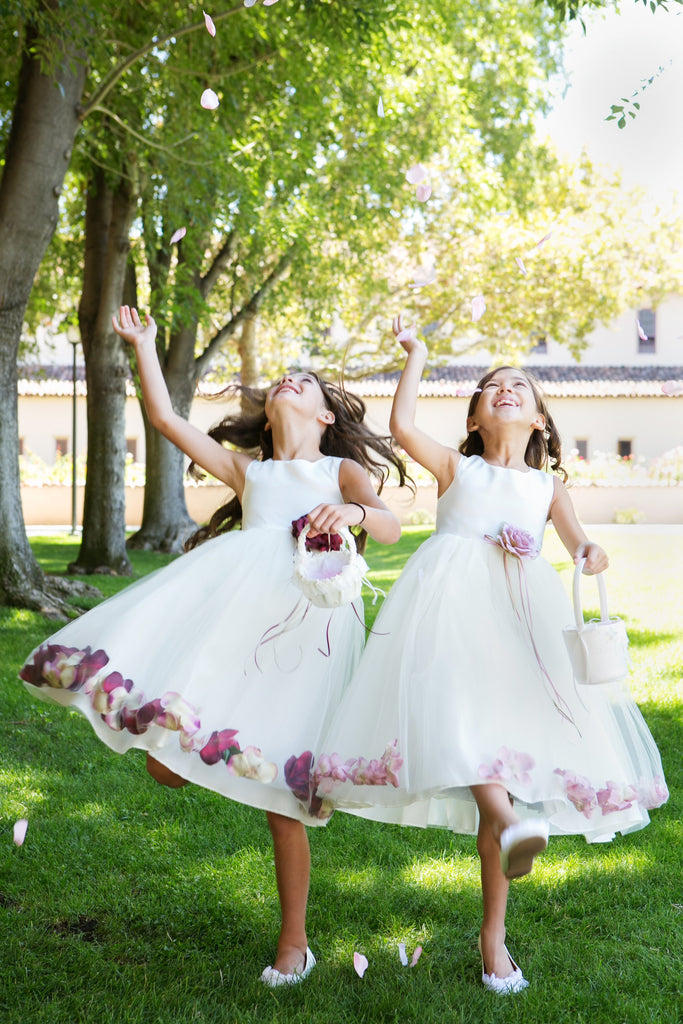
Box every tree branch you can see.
[79,6,245,119]
[195,244,298,377]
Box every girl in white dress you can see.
[20,305,404,987]
[311,323,668,994]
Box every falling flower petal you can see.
[410,261,437,289]
[471,294,486,322]
[535,230,553,249]
[170,227,186,245]
[415,183,432,202]
[515,257,527,275]
[200,88,219,110]
[263,0,280,5]
[637,320,648,342]
[203,11,216,36]
[410,946,423,967]
[455,386,475,398]
[405,163,427,185]
[353,952,369,978]
[377,96,385,117]
[13,819,28,847]
[662,380,683,396]
[398,942,408,966]
[244,0,257,5]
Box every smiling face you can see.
[264,373,335,433]
[467,368,546,437]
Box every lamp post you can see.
[66,324,80,535]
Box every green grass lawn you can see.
[1,528,681,1024]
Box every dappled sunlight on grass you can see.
[401,855,478,892]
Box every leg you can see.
[146,753,188,788]
[265,811,311,975]
[472,784,517,980]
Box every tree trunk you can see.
[127,324,198,553]
[0,20,89,616]
[69,169,137,575]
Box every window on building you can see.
[530,335,547,355]
[637,308,656,353]
[55,437,68,457]
[617,439,632,460]
[574,439,588,460]
[126,438,138,461]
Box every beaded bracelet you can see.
[347,501,366,525]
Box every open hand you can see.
[111,305,157,348]
[392,314,427,356]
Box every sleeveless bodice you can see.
[436,454,554,547]
[242,457,344,531]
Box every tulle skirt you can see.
[315,534,668,840]
[20,527,365,824]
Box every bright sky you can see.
[542,1,683,207]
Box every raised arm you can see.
[389,316,458,494]
[112,306,250,496]
[549,477,608,574]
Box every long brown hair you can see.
[458,366,567,481]
[185,373,410,553]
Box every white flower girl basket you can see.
[562,558,630,685]
[293,525,370,609]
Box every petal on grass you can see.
[405,163,427,185]
[471,294,486,322]
[353,952,369,978]
[170,227,186,245]
[203,11,216,36]
[398,942,408,966]
[13,819,28,847]
[200,88,219,110]
[377,96,385,118]
[410,946,423,967]
[662,380,683,396]
[415,183,432,202]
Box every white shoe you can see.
[478,936,529,995]
[499,820,549,879]
[260,947,316,988]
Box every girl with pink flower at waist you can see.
[19,306,406,988]
[312,320,668,995]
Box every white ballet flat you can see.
[478,936,529,995]
[260,947,316,988]
[499,820,549,879]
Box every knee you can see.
[266,811,304,840]
[146,753,188,788]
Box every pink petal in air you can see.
[263,0,280,5]
[396,326,418,343]
[13,819,28,847]
[398,942,408,966]
[244,0,257,6]
[471,294,486,322]
[515,257,527,275]
[377,96,385,118]
[410,261,437,289]
[405,163,427,185]
[203,11,216,36]
[353,952,369,978]
[662,380,683,396]
[535,230,553,249]
[415,183,432,202]
[200,88,220,110]
[410,946,423,967]
[637,320,648,342]
[170,227,186,245]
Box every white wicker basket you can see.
[293,525,369,609]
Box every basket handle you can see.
[572,558,610,632]
[297,522,357,560]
